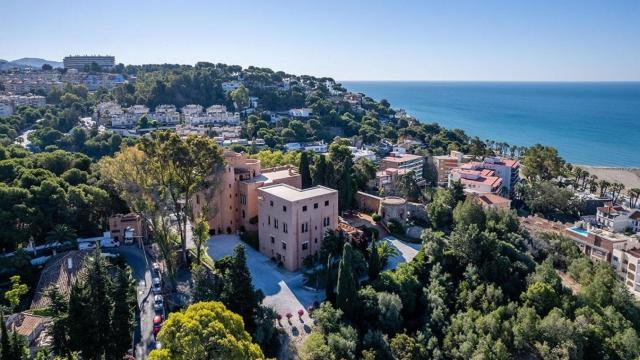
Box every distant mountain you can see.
[11,58,63,69]
[0,57,63,71]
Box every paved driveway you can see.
[112,246,156,359]
[206,235,322,345]
[381,235,421,270]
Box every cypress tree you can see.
[221,245,259,332]
[313,154,327,186]
[325,256,336,303]
[368,240,381,281]
[338,156,354,212]
[109,268,136,358]
[336,243,357,314]
[300,152,312,189]
[10,331,26,360]
[1,310,12,360]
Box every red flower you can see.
[298,309,304,317]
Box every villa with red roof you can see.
[449,167,503,195]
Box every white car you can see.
[78,242,96,251]
[153,295,164,312]
[100,239,120,248]
[152,277,162,294]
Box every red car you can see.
[152,315,163,336]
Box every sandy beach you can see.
[578,166,640,190]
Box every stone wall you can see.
[355,191,382,213]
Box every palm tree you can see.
[587,175,598,194]
[628,188,640,208]
[610,182,625,204]
[375,241,400,269]
[46,224,77,248]
[598,180,611,198]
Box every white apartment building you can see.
[0,95,46,116]
[284,141,328,153]
[181,104,203,117]
[349,146,377,161]
[63,55,115,70]
[222,80,243,92]
[288,108,313,118]
[596,203,640,233]
[149,105,180,125]
[111,105,149,128]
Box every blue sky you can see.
[2,0,638,81]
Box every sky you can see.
[2,0,639,81]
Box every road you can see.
[113,246,156,359]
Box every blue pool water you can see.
[569,226,589,236]
[342,81,640,167]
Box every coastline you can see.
[577,165,640,189]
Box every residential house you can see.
[5,313,51,355]
[193,151,301,234]
[149,104,180,126]
[288,108,313,118]
[449,167,503,195]
[379,153,425,180]
[431,150,465,186]
[258,184,338,271]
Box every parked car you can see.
[152,315,163,336]
[100,238,120,248]
[78,242,96,251]
[152,277,162,294]
[153,295,164,312]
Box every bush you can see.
[387,219,404,235]
[372,213,382,223]
[240,231,259,250]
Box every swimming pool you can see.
[569,226,589,236]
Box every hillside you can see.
[0,57,63,70]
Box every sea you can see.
[341,81,640,167]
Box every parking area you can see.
[206,235,322,344]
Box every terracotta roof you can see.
[477,193,511,206]
[5,313,51,339]
[31,250,90,309]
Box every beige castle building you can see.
[258,184,338,271]
[194,151,301,234]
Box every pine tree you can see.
[221,245,259,332]
[336,243,357,314]
[368,240,381,281]
[109,268,136,358]
[46,287,70,357]
[300,151,312,189]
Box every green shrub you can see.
[240,231,259,250]
[372,213,382,222]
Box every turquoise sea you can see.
[342,82,640,167]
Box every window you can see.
[240,195,247,205]
[196,194,200,205]
[314,203,318,209]
[242,210,245,218]
[323,217,330,227]
[325,200,329,206]
[314,238,318,243]
[283,223,288,233]
[302,205,307,212]
[270,236,275,244]
[302,242,309,250]
[283,205,287,212]
[270,200,274,207]
[268,216,270,225]
[274,219,279,229]
[301,222,308,233]
[281,241,287,250]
